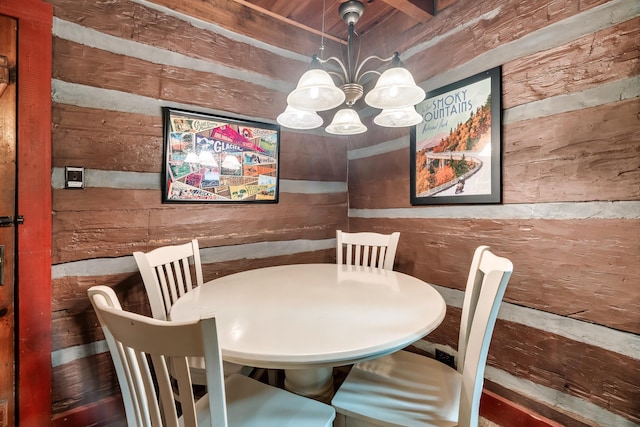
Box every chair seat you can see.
[331,350,461,427]
[192,373,335,427]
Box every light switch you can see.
[65,166,84,189]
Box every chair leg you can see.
[267,369,280,386]
[334,413,346,427]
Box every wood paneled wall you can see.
[346,0,639,426]
[48,0,347,420]
[47,0,638,426]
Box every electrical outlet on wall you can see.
[65,166,84,189]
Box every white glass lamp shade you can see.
[374,106,423,127]
[277,105,323,130]
[287,69,346,111]
[325,108,367,135]
[365,67,425,109]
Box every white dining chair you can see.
[88,285,336,427]
[331,246,513,427]
[133,239,253,385]
[336,230,400,270]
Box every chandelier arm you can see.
[357,69,381,81]
[327,71,347,84]
[354,54,395,83]
[317,56,349,83]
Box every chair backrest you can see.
[336,230,400,270]
[88,285,227,427]
[133,239,204,320]
[88,286,139,427]
[456,246,513,427]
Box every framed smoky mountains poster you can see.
[162,108,280,203]
[410,66,502,205]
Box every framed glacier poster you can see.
[162,108,280,203]
[410,66,502,205]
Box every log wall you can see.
[347,0,640,425]
[48,0,346,420]
[46,0,639,426]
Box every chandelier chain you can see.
[319,0,326,57]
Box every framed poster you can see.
[162,108,280,203]
[410,66,502,205]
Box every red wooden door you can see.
[0,1,52,425]
[0,14,16,427]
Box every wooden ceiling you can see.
[233,0,434,44]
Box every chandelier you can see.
[277,0,425,135]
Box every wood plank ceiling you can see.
[233,0,434,44]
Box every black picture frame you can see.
[410,66,502,205]
[162,108,280,203]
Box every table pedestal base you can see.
[284,367,334,402]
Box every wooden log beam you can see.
[228,0,346,45]
[380,0,434,22]
[144,0,343,55]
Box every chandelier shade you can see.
[277,0,424,135]
[287,66,346,111]
[276,105,323,130]
[373,106,423,127]
[326,108,367,135]
[364,65,426,109]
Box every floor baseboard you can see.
[481,389,564,427]
[52,386,562,427]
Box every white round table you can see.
[170,263,446,400]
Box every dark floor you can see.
[105,366,500,426]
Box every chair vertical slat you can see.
[171,260,183,298]
[370,246,379,267]
[155,265,173,319]
[120,344,149,427]
[165,262,180,306]
[129,347,158,427]
[191,240,204,287]
[377,247,386,268]
[180,257,193,294]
